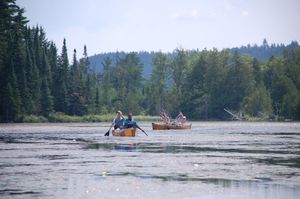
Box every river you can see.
[0,122,299,199]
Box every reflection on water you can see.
[86,142,300,155]
[0,122,300,199]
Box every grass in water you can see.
[20,112,161,123]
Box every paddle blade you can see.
[104,131,109,136]
[142,130,148,136]
[133,123,148,136]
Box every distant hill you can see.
[89,51,156,79]
[230,40,299,61]
[88,40,299,79]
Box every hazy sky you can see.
[17,0,300,57]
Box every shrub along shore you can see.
[19,113,161,123]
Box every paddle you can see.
[104,126,112,136]
[134,123,148,136]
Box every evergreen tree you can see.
[69,49,86,115]
[84,74,95,114]
[0,0,25,121]
[95,87,100,114]
[82,44,90,74]
[40,76,53,116]
[23,46,34,114]
[19,65,33,114]
[33,26,42,73]
[252,58,263,85]
[30,50,41,114]
[54,38,69,113]
[48,42,58,95]
[41,48,52,88]
[60,38,69,79]
[80,46,97,115]
[263,38,269,49]
[39,48,53,116]
[2,66,22,121]
[101,56,114,112]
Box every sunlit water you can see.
[0,122,299,199]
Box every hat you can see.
[116,110,122,114]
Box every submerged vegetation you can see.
[0,0,299,122]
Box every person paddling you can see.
[124,113,148,136]
[111,110,125,130]
[160,111,170,124]
[175,112,186,125]
[124,113,136,128]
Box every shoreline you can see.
[1,113,161,123]
[0,113,297,123]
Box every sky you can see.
[17,0,300,58]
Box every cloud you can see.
[170,8,216,22]
[241,11,249,17]
[191,9,199,17]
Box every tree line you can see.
[0,0,299,122]
[88,40,299,79]
[230,38,299,61]
[144,49,300,120]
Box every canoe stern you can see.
[112,128,137,137]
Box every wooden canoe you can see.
[152,123,192,130]
[112,128,137,137]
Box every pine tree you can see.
[48,42,58,96]
[61,38,69,78]
[40,76,53,116]
[0,0,27,121]
[95,87,100,114]
[54,38,69,113]
[252,58,262,85]
[41,48,52,91]
[3,66,22,121]
[30,52,41,114]
[101,56,113,110]
[82,44,90,74]
[20,66,34,114]
[85,74,95,114]
[33,26,42,73]
[69,49,86,115]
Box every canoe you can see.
[152,123,192,130]
[112,128,137,137]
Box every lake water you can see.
[0,122,299,199]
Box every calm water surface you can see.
[0,122,299,199]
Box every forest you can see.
[88,40,299,78]
[0,0,299,122]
